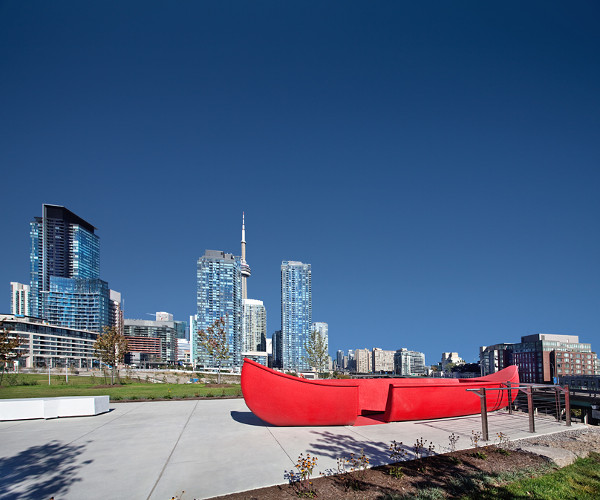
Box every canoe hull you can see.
[242,359,519,426]
[241,360,359,426]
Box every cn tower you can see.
[241,212,251,300]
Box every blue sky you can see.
[1,1,599,364]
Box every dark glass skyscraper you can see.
[29,204,109,331]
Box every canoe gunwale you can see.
[242,358,360,388]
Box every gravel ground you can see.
[512,425,600,458]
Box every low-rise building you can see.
[124,314,178,365]
[480,333,598,383]
[0,314,98,369]
[125,337,162,367]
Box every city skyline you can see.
[2,3,599,364]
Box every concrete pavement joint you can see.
[345,425,379,441]
[65,402,146,447]
[266,426,296,467]
[146,400,199,500]
[0,420,28,430]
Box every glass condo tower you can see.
[281,260,312,371]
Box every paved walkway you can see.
[0,399,581,499]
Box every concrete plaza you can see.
[0,399,580,499]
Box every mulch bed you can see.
[210,446,551,499]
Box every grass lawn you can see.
[464,452,600,500]
[0,373,242,400]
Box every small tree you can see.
[197,317,230,384]
[303,329,328,377]
[443,362,455,377]
[94,326,129,385]
[0,321,27,386]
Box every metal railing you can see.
[466,383,570,441]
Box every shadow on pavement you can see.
[230,411,269,426]
[0,440,92,500]
[308,430,391,466]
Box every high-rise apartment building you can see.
[354,348,372,373]
[174,321,187,340]
[177,338,191,364]
[372,348,395,373]
[312,321,329,356]
[394,348,426,375]
[479,343,513,376]
[109,290,124,335]
[189,314,198,362]
[336,350,345,370]
[45,277,109,332]
[272,330,282,368]
[10,282,30,316]
[242,299,267,352]
[29,204,111,332]
[441,352,464,371]
[195,250,243,369]
[281,260,312,371]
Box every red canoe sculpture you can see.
[241,358,519,426]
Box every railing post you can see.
[555,387,561,422]
[564,386,571,426]
[527,386,535,433]
[480,387,489,441]
[507,382,513,414]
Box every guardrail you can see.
[466,383,570,441]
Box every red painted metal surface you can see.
[241,360,359,426]
[241,359,519,427]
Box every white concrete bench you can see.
[0,396,110,421]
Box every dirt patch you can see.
[209,447,550,500]
[209,428,600,499]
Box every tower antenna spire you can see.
[242,211,246,244]
[241,212,251,299]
